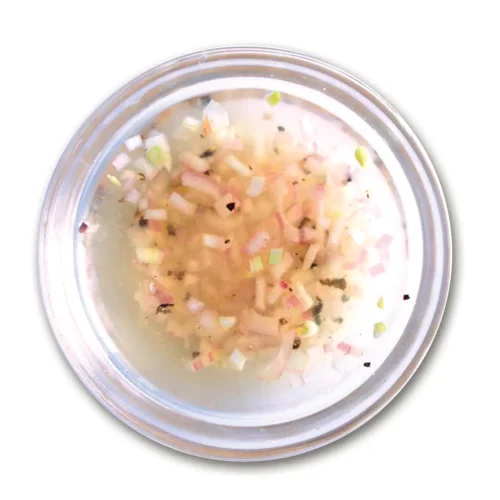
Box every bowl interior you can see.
[40,47,451,459]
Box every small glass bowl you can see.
[38,46,452,461]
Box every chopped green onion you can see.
[249,255,264,273]
[355,146,370,167]
[377,296,384,309]
[219,316,237,329]
[106,174,121,187]
[296,321,319,338]
[146,145,165,166]
[266,91,281,107]
[374,322,386,335]
[268,248,284,265]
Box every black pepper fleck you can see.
[403,294,410,300]
[167,224,176,236]
[192,351,200,359]
[200,148,216,158]
[293,338,301,349]
[279,318,288,326]
[363,362,371,368]
[277,126,285,132]
[78,222,88,234]
[224,239,230,244]
[226,202,236,211]
[139,217,148,228]
[156,303,174,314]
[341,294,350,303]
[137,173,145,181]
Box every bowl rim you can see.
[38,45,452,461]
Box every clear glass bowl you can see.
[38,46,452,461]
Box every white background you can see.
[1,1,499,498]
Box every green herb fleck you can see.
[374,322,386,336]
[146,146,165,166]
[320,277,347,290]
[266,91,281,107]
[355,146,370,167]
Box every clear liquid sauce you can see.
[79,89,409,424]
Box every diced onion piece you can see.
[144,208,167,220]
[374,322,387,335]
[287,350,309,373]
[106,174,121,187]
[270,251,293,281]
[267,282,284,305]
[249,256,264,274]
[296,320,319,338]
[181,170,223,198]
[204,100,230,130]
[121,169,138,191]
[375,234,394,249]
[226,154,251,176]
[257,331,294,381]
[242,309,279,336]
[145,132,169,152]
[284,295,301,309]
[169,192,197,216]
[219,316,237,329]
[112,152,131,171]
[179,151,210,173]
[268,248,284,265]
[255,277,266,311]
[229,348,246,371]
[369,263,385,277]
[348,228,365,245]
[302,243,320,270]
[266,91,281,107]
[337,342,352,354]
[294,281,314,311]
[202,233,225,249]
[137,197,148,211]
[377,296,385,309]
[191,357,204,372]
[182,116,201,132]
[125,188,141,204]
[355,146,370,167]
[136,248,164,264]
[214,193,237,219]
[199,309,218,330]
[125,135,143,152]
[186,297,205,314]
[243,231,270,255]
[247,176,265,197]
[134,157,156,180]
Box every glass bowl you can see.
[38,46,452,461]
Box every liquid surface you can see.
[80,89,409,423]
